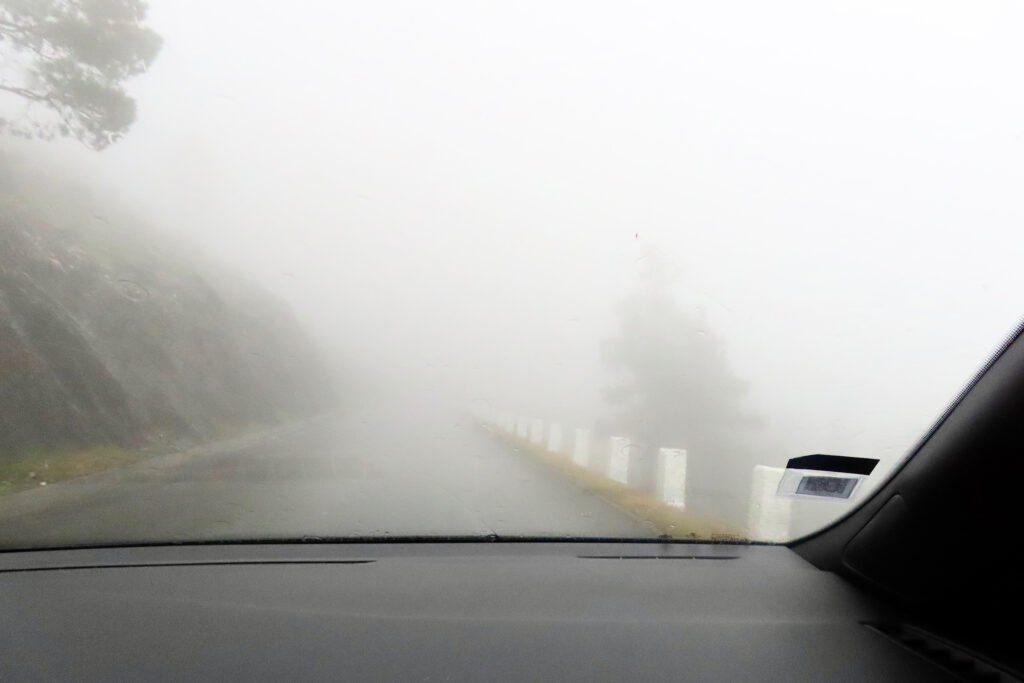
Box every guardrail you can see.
[473,408,793,542]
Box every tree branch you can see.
[0,18,35,36]
[0,83,49,103]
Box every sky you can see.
[20,0,1024,476]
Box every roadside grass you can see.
[484,427,746,542]
[0,414,325,500]
[0,445,143,497]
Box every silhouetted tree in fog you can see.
[601,260,759,468]
[0,0,162,149]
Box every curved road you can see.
[0,407,658,549]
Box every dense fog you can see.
[3,0,1024,538]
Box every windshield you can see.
[2,0,1022,549]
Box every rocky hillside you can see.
[0,157,336,458]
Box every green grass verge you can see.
[0,445,143,497]
[486,427,746,542]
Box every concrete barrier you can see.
[529,418,544,444]
[748,465,792,542]
[656,448,687,507]
[607,437,631,484]
[573,428,590,467]
[547,423,563,454]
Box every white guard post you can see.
[529,418,544,444]
[607,437,631,484]
[657,448,687,507]
[748,465,792,542]
[547,423,563,454]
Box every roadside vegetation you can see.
[0,444,142,497]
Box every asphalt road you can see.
[0,406,658,549]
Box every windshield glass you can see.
[2,0,1022,548]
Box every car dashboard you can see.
[0,541,983,681]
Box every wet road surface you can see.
[0,407,657,548]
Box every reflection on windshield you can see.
[2,0,1023,548]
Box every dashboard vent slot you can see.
[864,622,1018,682]
[577,555,738,560]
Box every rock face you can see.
[0,158,335,457]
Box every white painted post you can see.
[573,429,590,467]
[608,437,631,484]
[516,416,529,438]
[657,448,687,507]
[547,423,563,453]
[529,418,544,444]
[748,465,792,542]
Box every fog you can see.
[8,1,1024,508]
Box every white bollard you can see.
[657,448,687,507]
[748,465,793,542]
[607,437,631,484]
[516,416,529,438]
[547,423,563,453]
[529,418,544,444]
[573,428,590,467]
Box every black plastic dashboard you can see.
[0,541,970,681]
